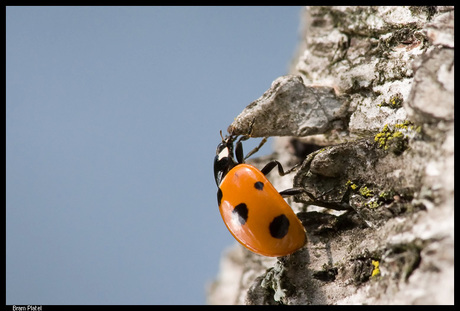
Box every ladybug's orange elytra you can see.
[218,164,306,257]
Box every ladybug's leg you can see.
[261,160,319,201]
[235,140,244,164]
[260,160,301,176]
[281,187,351,211]
[280,188,351,210]
[235,136,248,164]
[243,137,268,161]
[279,187,316,200]
[235,136,268,164]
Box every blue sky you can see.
[6,6,303,305]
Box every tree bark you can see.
[207,6,454,305]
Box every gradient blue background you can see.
[6,6,302,305]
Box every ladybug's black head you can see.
[214,132,237,186]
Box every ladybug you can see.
[214,130,307,257]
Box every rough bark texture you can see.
[207,6,454,305]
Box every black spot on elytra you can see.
[254,181,264,190]
[217,188,223,206]
[269,214,290,239]
[233,203,248,225]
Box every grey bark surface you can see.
[207,6,454,305]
